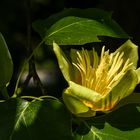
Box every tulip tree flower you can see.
[53,40,140,117]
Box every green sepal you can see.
[53,42,73,81]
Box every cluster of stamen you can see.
[72,47,132,96]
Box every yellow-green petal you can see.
[68,81,102,102]
[110,69,138,99]
[114,40,138,68]
[70,49,82,82]
[63,89,96,117]
[136,68,140,84]
[76,109,96,117]
[91,69,138,111]
[53,42,73,81]
[63,91,89,114]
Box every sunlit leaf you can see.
[74,103,140,140]
[45,16,128,45]
[33,8,113,36]
[0,98,73,140]
[33,8,128,45]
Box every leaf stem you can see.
[21,96,43,101]
[12,0,46,98]
[39,95,59,100]
[21,95,59,101]
[12,40,45,98]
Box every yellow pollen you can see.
[72,47,132,96]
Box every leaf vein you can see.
[9,101,30,140]
[47,19,92,38]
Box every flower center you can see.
[72,47,132,96]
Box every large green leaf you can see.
[33,8,112,35]
[0,98,73,140]
[0,33,13,88]
[33,8,128,39]
[74,103,140,140]
[33,8,128,45]
[45,16,128,45]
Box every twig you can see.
[13,0,45,97]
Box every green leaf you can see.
[33,8,128,42]
[0,98,73,140]
[0,33,13,88]
[32,8,112,36]
[44,16,128,45]
[33,8,128,45]
[74,103,140,140]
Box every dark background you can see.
[0,0,140,97]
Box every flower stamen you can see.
[73,47,133,96]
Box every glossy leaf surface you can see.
[33,8,115,36]
[45,16,128,45]
[0,98,73,140]
[33,8,128,45]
